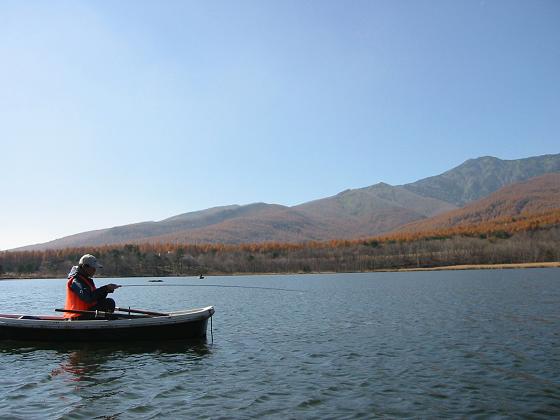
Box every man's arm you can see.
[69,279,109,303]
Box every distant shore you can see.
[396,262,560,272]
[1,261,558,280]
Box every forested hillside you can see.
[2,209,558,278]
[397,173,560,234]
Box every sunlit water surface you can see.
[1,269,559,419]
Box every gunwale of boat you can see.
[0,306,214,330]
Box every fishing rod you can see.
[120,284,304,292]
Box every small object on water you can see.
[148,279,163,283]
[0,306,215,342]
[199,275,205,279]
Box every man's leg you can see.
[91,298,116,313]
[73,298,116,320]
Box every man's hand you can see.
[106,284,121,293]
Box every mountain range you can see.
[396,172,560,234]
[16,153,560,251]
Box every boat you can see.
[0,306,215,342]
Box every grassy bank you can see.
[399,261,560,272]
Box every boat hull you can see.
[0,306,214,342]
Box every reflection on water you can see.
[0,339,212,382]
[43,341,213,383]
[0,339,214,418]
[0,339,212,356]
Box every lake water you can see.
[1,269,559,419]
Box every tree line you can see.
[1,220,558,279]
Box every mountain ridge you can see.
[403,153,560,205]
[13,153,560,251]
[396,172,560,234]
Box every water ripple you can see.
[1,271,559,418]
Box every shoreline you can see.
[396,262,560,272]
[1,262,558,280]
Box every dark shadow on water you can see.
[1,339,213,384]
[0,337,212,356]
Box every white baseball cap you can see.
[79,254,103,269]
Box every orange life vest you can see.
[64,274,97,319]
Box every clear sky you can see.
[1,0,559,250]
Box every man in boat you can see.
[64,254,121,320]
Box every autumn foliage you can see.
[1,205,559,278]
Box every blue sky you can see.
[1,0,559,250]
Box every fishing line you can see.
[121,284,304,292]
